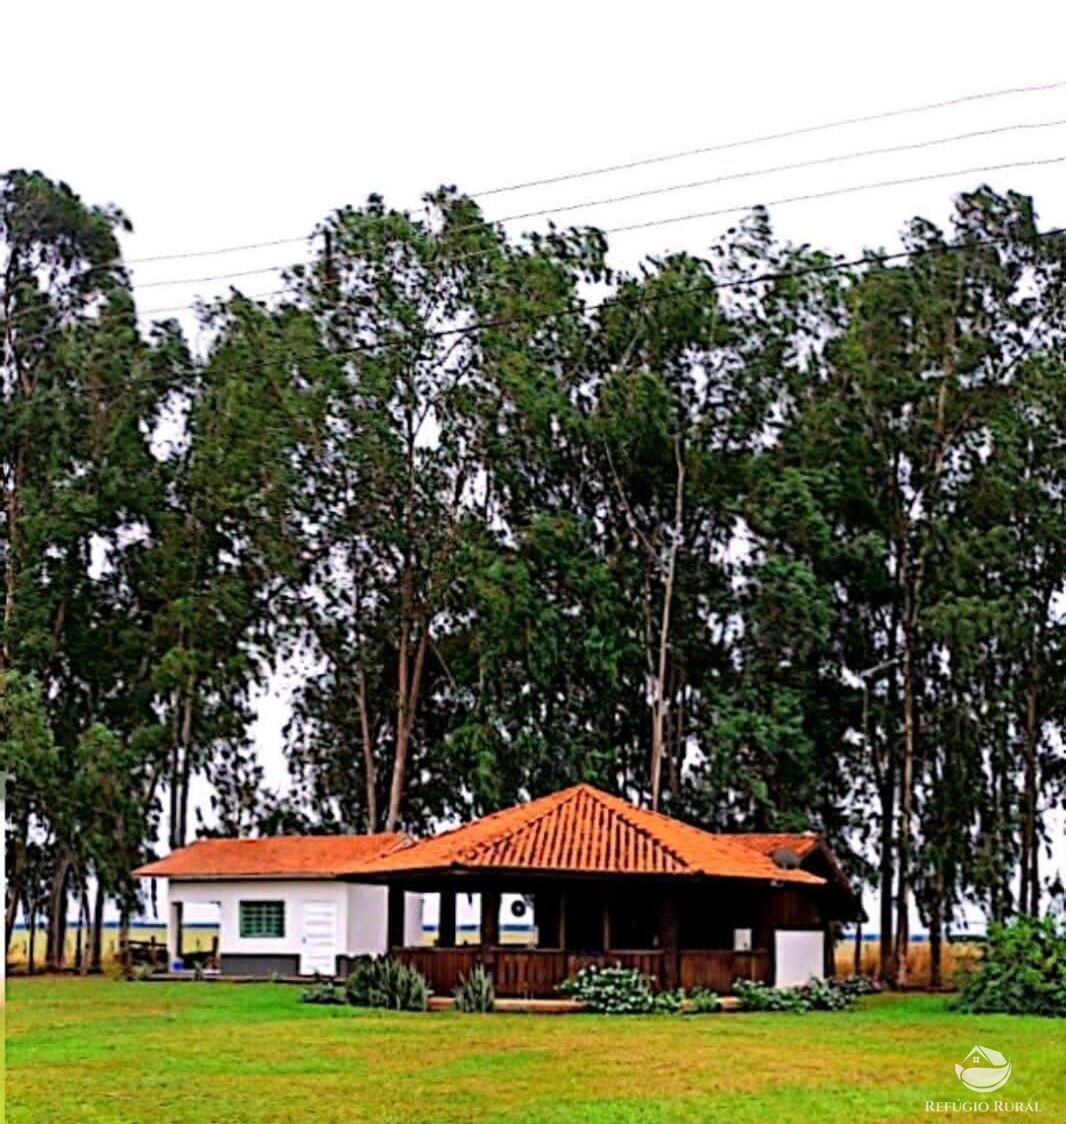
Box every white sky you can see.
[5,0,1064,927]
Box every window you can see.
[239,900,285,939]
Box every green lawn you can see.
[4,978,1063,1123]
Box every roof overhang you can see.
[346,864,826,887]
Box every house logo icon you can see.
[955,1046,1012,1094]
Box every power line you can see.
[28,225,1064,390]
[489,119,1066,228]
[124,152,1066,291]
[7,160,1063,350]
[119,77,1066,267]
[473,78,1066,198]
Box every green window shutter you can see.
[239,900,285,939]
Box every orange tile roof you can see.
[364,785,824,884]
[133,833,413,880]
[729,833,821,859]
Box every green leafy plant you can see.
[559,963,679,1014]
[453,963,496,1013]
[733,977,856,1012]
[832,974,884,998]
[798,977,851,1011]
[687,987,721,1013]
[299,980,346,1005]
[733,979,807,1012]
[956,915,1066,1017]
[345,955,430,1011]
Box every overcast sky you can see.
[5,1,1063,923]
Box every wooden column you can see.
[437,891,457,948]
[533,890,561,948]
[656,887,679,990]
[387,884,406,950]
[756,890,775,985]
[601,884,612,953]
[480,889,501,948]
[480,888,500,973]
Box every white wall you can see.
[167,879,422,961]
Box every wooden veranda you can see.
[357,785,861,998]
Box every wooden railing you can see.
[393,946,770,997]
[394,947,480,995]
[679,949,770,992]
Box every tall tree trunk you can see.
[356,670,377,832]
[176,671,196,846]
[45,850,72,970]
[649,443,684,812]
[928,865,944,989]
[4,810,27,960]
[878,776,895,980]
[90,880,105,972]
[1020,643,1041,915]
[118,903,130,973]
[385,617,429,833]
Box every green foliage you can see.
[559,964,681,1015]
[299,980,346,1006]
[832,974,884,998]
[345,956,430,1011]
[686,987,722,1013]
[453,963,496,1013]
[956,916,1066,1017]
[2,165,1063,995]
[733,978,855,1012]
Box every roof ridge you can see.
[460,786,587,863]
[579,787,692,871]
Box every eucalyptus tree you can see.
[0,170,168,964]
[142,296,311,849]
[280,191,609,830]
[815,187,1063,980]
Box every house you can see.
[133,834,423,976]
[134,783,861,990]
[357,784,863,996]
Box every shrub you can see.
[559,963,679,1014]
[687,987,721,1013]
[733,977,855,1012]
[300,980,345,1005]
[454,963,496,1012]
[956,915,1066,1017]
[832,973,884,998]
[797,977,851,1011]
[345,955,430,1011]
[733,979,807,1012]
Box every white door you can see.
[774,929,825,987]
[300,901,339,976]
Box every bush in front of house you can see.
[956,915,1066,1017]
[299,979,346,1005]
[832,973,884,998]
[453,963,496,1012]
[345,955,431,1012]
[733,977,856,1012]
[686,987,722,1013]
[559,963,682,1014]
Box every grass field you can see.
[5,979,1063,1123]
